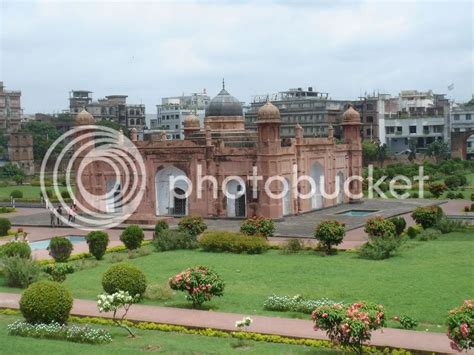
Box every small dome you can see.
[74,109,94,126]
[205,88,243,117]
[131,127,138,133]
[257,101,280,121]
[342,105,360,123]
[183,114,200,128]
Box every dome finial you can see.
[222,78,225,90]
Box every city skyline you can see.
[1,0,473,113]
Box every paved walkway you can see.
[0,292,465,354]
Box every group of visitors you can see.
[48,203,77,227]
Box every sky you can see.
[1,0,473,114]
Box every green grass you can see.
[1,232,472,332]
[0,185,70,201]
[0,314,334,354]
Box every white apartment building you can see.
[153,91,210,140]
[451,98,474,158]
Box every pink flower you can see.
[460,323,469,338]
[322,313,328,318]
[450,341,462,352]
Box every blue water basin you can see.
[337,209,378,216]
[29,236,86,251]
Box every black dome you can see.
[205,88,243,117]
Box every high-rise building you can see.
[153,90,210,140]
[378,91,450,153]
[69,91,146,130]
[451,96,474,159]
[0,81,22,131]
[245,87,350,139]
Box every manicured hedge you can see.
[198,231,269,254]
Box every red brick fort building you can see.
[74,85,362,223]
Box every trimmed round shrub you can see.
[313,220,345,255]
[10,190,23,199]
[0,241,31,259]
[178,216,207,237]
[428,182,447,198]
[0,218,12,236]
[86,231,109,260]
[120,225,144,250]
[19,281,73,324]
[47,237,73,262]
[102,263,147,298]
[388,216,406,236]
[411,206,444,229]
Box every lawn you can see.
[0,313,333,354]
[0,185,70,201]
[2,232,471,331]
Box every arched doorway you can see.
[336,172,344,204]
[310,162,324,210]
[105,178,122,213]
[155,166,188,216]
[282,177,291,216]
[451,129,474,160]
[226,179,246,218]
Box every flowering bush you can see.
[446,300,473,352]
[364,216,396,237]
[177,216,207,237]
[312,302,385,353]
[240,216,275,239]
[264,295,343,314]
[169,266,224,307]
[235,316,253,330]
[7,320,112,344]
[314,220,345,254]
[359,217,400,260]
[97,290,140,337]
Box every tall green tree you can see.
[362,141,378,166]
[20,121,62,161]
[427,140,450,163]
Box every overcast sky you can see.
[1,0,473,114]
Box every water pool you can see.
[29,236,86,251]
[336,209,378,216]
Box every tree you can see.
[427,140,449,162]
[362,141,378,166]
[96,120,130,138]
[1,162,25,179]
[20,121,62,161]
[377,143,388,167]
